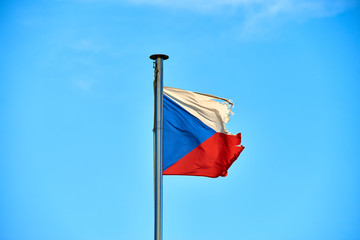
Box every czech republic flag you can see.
[163,87,244,178]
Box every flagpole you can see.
[150,54,169,240]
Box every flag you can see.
[163,87,244,178]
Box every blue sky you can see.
[1,0,359,239]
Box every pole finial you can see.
[150,54,169,60]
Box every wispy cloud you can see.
[74,79,96,92]
[126,0,357,36]
[126,0,356,15]
[241,0,357,36]
[70,40,103,53]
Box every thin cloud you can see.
[239,0,357,36]
[74,79,95,92]
[70,40,103,53]
[125,0,356,15]
[125,0,357,36]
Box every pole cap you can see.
[150,54,169,60]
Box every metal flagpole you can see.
[150,54,169,240]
